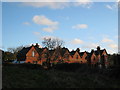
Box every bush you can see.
[54,63,89,72]
[2,63,43,70]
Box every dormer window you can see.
[32,51,35,57]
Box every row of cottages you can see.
[17,43,109,68]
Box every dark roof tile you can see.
[17,46,31,57]
[70,51,76,56]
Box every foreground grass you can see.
[2,63,120,88]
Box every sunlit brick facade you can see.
[17,43,108,68]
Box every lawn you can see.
[2,63,120,88]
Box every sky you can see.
[2,1,118,54]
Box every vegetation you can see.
[2,42,120,88]
[42,37,64,50]
[2,46,23,62]
[2,63,120,88]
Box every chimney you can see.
[91,49,94,53]
[76,48,80,53]
[35,43,39,48]
[97,46,100,51]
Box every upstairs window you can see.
[32,51,35,57]
[76,55,78,59]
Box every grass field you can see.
[2,63,120,88]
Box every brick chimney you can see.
[35,43,39,48]
[97,46,100,51]
[76,48,80,53]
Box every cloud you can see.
[100,37,118,54]
[106,2,118,10]
[74,0,93,8]
[23,2,69,9]
[71,38,84,44]
[33,32,40,36]
[68,48,73,51]
[3,0,93,9]
[40,36,56,40]
[32,15,59,33]
[101,38,113,43]
[106,5,113,10]
[23,22,30,25]
[33,15,58,26]
[72,24,88,29]
[20,0,93,9]
[108,43,118,49]
[107,49,117,54]
[42,26,58,33]
[107,44,118,54]
[82,43,99,49]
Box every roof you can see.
[94,51,99,55]
[60,48,69,56]
[34,46,44,55]
[94,49,106,56]
[17,46,32,57]
[87,49,107,59]
[70,51,76,56]
[79,52,84,56]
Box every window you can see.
[32,51,35,57]
[76,55,78,59]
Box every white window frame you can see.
[32,51,35,57]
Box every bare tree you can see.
[42,37,64,68]
[54,38,64,48]
[42,37,64,50]
[7,48,16,53]
[6,46,24,60]
[7,46,23,53]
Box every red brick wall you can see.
[69,52,82,63]
[63,51,70,62]
[24,46,108,66]
[25,46,41,64]
[91,53,97,64]
[81,52,87,63]
[102,51,108,65]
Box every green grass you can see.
[2,63,120,88]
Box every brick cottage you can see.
[17,43,109,68]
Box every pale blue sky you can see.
[2,2,118,53]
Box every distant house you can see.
[88,46,108,68]
[18,44,45,65]
[69,50,82,63]
[17,43,108,68]
[80,51,88,63]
